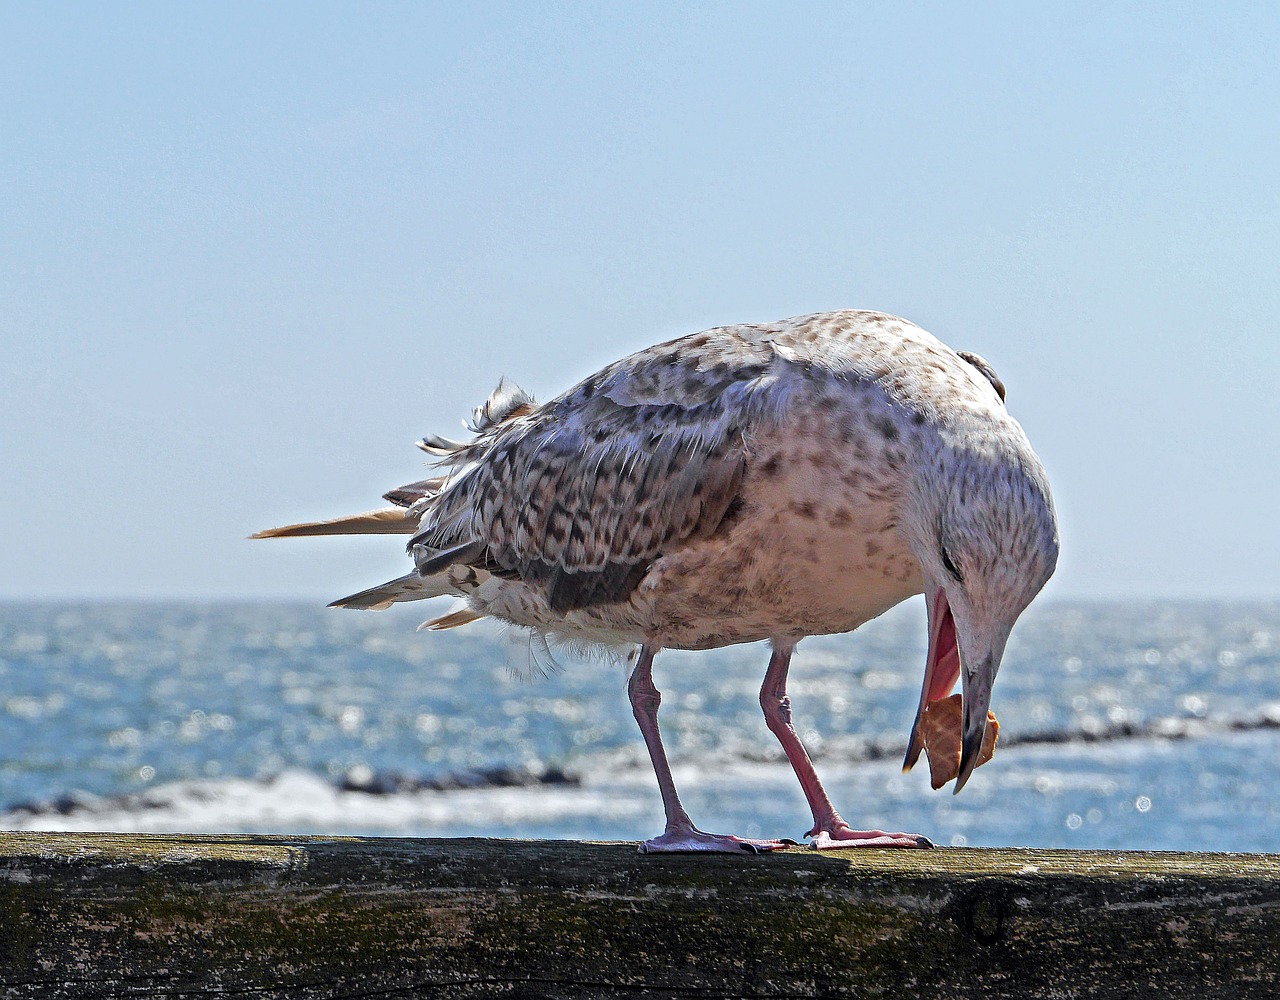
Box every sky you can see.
[2,3,1277,601]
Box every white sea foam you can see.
[0,768,651,837]
[9,729,1279,853]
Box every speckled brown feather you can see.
[413,350,755,611]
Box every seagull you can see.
[255,310,1058,852]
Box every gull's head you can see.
[901,416,1059,792]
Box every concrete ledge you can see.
[1,833,1278,997]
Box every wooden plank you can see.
[0,833,1277,998]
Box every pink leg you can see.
[630,644,788,854]
[760,644,931,849]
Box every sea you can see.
[2,599,1278,853]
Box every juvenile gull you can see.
[255,309,1059,852]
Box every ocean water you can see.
[1,599,1278,852]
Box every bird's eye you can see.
[940,543,964,583]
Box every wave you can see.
[2,763,578,825]
[0,766,637,836]
[4,704,1279,836]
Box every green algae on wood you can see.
[0,834,1277,998]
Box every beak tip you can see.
[902,718,924,774]
[901,745,919,773]
[953,724,986,794]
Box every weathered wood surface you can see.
[1,834,1278,998]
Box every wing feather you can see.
[412,357,760,610]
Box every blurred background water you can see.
[1,599,1277,851]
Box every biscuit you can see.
[921,693,998,790]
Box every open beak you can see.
[902,588,962,773]
[903,588,999,794]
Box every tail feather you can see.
[257,381,534,619]
[251,507,415,539]
[383,477,445,508]
[418,603,486,631]
[410,538,486,576]
[329,572,455,610]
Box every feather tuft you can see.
[467,378,537,434]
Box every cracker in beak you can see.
[920,694,999,790]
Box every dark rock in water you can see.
[338,763,580,795]
[428,769,493,791]
[52,791,102,815]
[5,791,108,817]
[339,766,411,795]
[483,767,519,787]
[2,790,106,817]
[1232,713,1280,731]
